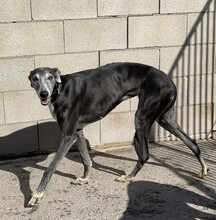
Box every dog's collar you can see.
[51,82,62,103]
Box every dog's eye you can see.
[32,77,38,82]
[48,76,54,80]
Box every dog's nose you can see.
[40,91,49,98]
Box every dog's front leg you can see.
[71,130,92,185]
[28,134,77,207]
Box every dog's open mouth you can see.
[41,98,49,106]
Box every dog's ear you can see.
[53,68,61,83]
[28,70,34,87]
[28,71,33,81]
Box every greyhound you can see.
[28,62,209,206]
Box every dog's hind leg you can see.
[157,107,209,178]
[116,87,164,182]
[71,130,92,185]
[116,112,155,183]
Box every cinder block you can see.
[186,104,213,137]
[0,94,4,125]
[0,22,64,58]
[65,18,127,53]
[188,74,214,104]
[4,90,51,124]
[38,120,101,151]
[32,0,97,20]
[100,49,159,68]
[188,44,215,75]
[188,12,215,44]
[172,77,188,106]
[98,0,158,16]
[111,100,130,113]
[129,15,187,48]
[160,45,215,77]
[0,58,34,92]
[160,0,214,14]
[0,0,31,22]
[131,97,138,111]
[35,52,98,73]
[38,120,62,152]
[101,112,135,144]
[160,46,186,77]
[0,122,38,156]
[84,122,101,146]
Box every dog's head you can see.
[28,67,61,106]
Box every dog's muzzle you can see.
[40,91,49,106]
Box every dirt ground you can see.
[0,139,215,220]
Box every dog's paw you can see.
[198,166,209,179]
[71,177,89,185]
[28,192,44,207]
[115,175,134,183]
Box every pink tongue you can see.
[41,99,49,105]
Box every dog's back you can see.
[58,62,176,126]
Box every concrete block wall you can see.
[0,0,215,156]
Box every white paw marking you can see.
[28,192,44,207]
[198,166,209,179]
[71,178,89,185]
[115,175,134,183]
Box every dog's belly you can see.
[77,95,134,129]
[121,95,131,101]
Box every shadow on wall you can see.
[0,122,62,157]
[157,0,216,141]
[120,180,216,220]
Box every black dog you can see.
[28,62,208,206]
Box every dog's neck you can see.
[51,82,62,103]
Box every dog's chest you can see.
[48,103,57,120]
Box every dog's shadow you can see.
[0,154,48,208]
[0,122,135,207]
[68,137,135,177]
[120,180,216,220]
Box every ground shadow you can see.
[150,140,216,195]
[120,180,216,220]
[1,125,215,211]
[67,147,136,178]
[0,147,133,208]
[0,122,135,207]
[0,154,79,208]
